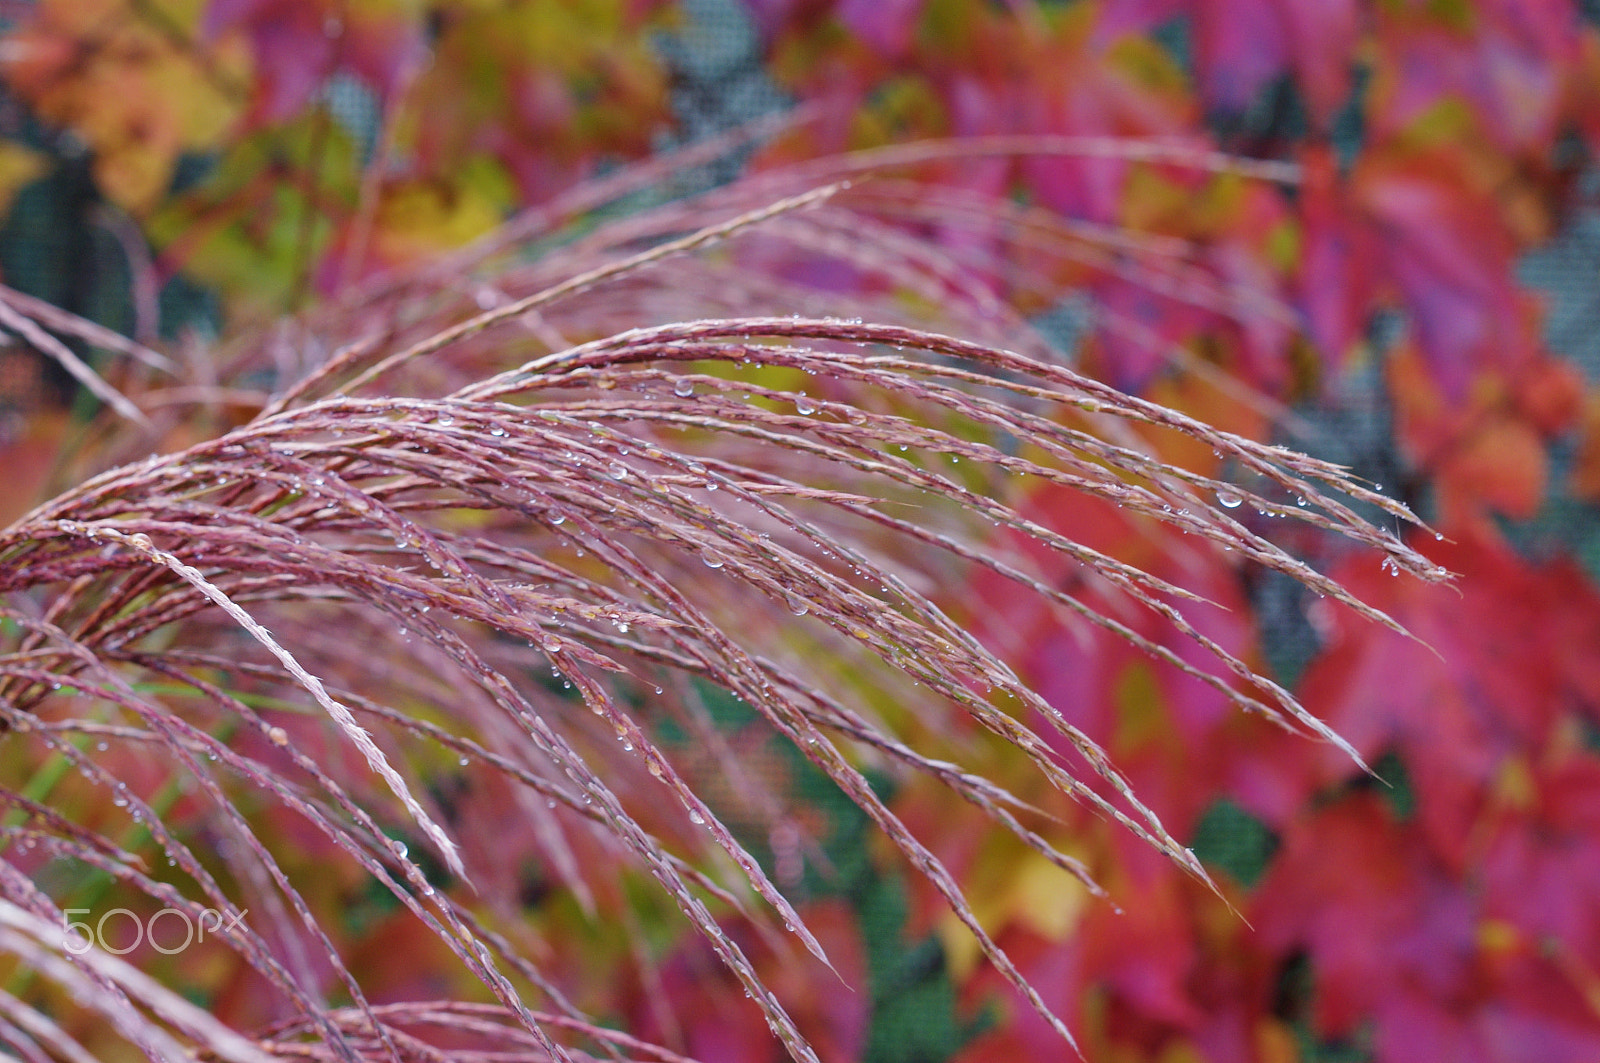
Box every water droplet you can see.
[459,756,469,767]
[95,741,107,752]
[550,513,567,525]
[436,414,454,427]
[608,461,629,480]
[689,810,705,825]
[489,426,507,437]
[702,550,725,569]
[391,839,408,858]
[673,379,695,397]
[795,396,816,415]
[786,594,809,616]
[1216,490,1243,509]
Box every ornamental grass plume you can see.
[0,138,1447,1063]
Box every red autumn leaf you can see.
[1296,146,1379,367]
[1296,139,1531,399]
[1254,794,1478,1038]
[1480,759,1600,964]
[1297,536,1600,866]
[1361,157,1523,398]
[961,485,1319,839]
[1258,756,1600,1062]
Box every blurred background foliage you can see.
[2,0,1600,1060]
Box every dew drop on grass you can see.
[702,550,725,569]
[608,462,629,480]
[1216,490,1243,509]
[391,839,408,858]
[673,379,694,397]
[786,594,809,616]
[689,810,705,825]
[795,396,816,415]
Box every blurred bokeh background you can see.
[2,1,1600,1060]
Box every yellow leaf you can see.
[369,167,511,268]
[1253,1018,1299,1063]
[94,141,178,215]
[0,141,47,217]
[1476,918,1522,954]
[935,848,1092,980]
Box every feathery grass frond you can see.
[0,146,1447,1063]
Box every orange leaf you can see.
[1439,416,1547,523]
[1570,390,1600,503]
